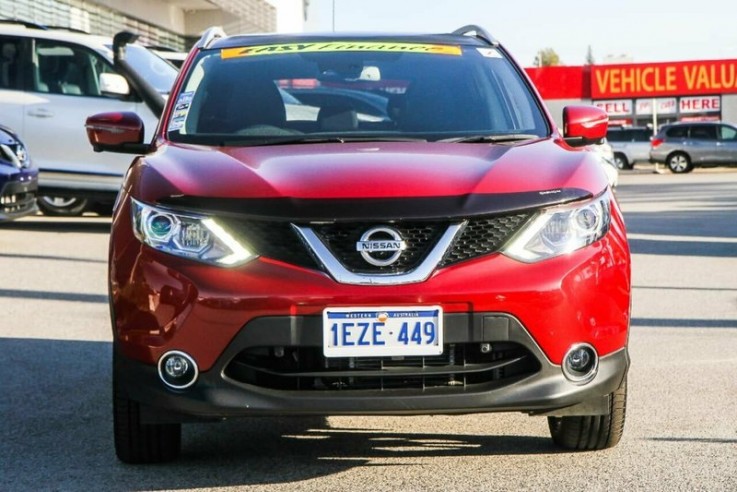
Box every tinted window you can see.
[720,125,737,141]
[690,125,717,140]
[632,129,651,142]
[608,128,651,142]
[666,126,689,139]
[606,129,626,142]
[0,37,22,90]
[120,44,178,95]
[34,41,115,96]
[168,43,548,145]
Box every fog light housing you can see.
[158,351,198,389]
[562,343,598,384]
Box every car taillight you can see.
[651,137,663,148]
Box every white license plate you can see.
[323,306,443,358]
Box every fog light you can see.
[562,343,598,384]
[158,351,198,389]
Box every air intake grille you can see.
[224,342,540,391]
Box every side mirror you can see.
[562,106,608,147]
[99,73,130,97]
[85,112,149,154]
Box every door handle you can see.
[27,108,54,118]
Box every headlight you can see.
[0,142,30,169]
[131,199,255,267]
[503,193,611,263]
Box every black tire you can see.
[113,365,181,463]
[548,378,627,451]
[613,153,631,170]
[666,152,693,173]
[37,196,89,216]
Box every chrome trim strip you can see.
[293,222,466,286]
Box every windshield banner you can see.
[221,42,462,59]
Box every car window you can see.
[0,37,23,90]
[606,129,625,142]
[168,43,548,145]
[633,129,651,142]
[690,125,717,140]
[34,41,115,96]
[719,125,737,141]
[666,126,689,139]
[119,44,178,95]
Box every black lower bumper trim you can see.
[115,313,630,422]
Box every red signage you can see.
[592,60,737,98]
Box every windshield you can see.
[124,44,179,94]
[167,41,548,145]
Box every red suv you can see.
[86,25,630,463]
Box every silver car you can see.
[606,126,652,170]
[650,122,737,173]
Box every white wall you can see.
[721,95,737,124]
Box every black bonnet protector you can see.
[157,188,593,221]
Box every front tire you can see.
[667,152,693,173]
[613,153,631,170]
[37,196,89,216]
[113,360,181,463]
[548,378,627,451]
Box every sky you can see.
[304,0,737,67]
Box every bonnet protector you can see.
[157,188,593,221]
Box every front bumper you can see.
[0,173,37,221]
[116,313,630,422]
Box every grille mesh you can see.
[311,222,444,274]
[224,342,540,391]
[218,213,532,272]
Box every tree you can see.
[585,45,595,65]
[533,48,561,67]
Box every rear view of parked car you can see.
[606,126,652,170]
[0,124,37,221]
[650,121,737,173]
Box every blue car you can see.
[0,124,38,222]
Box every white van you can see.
[0,20,178,215]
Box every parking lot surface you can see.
[1,170,736,491]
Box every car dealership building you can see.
[0,0,306,49]
[526,59,737,130]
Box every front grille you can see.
[224,342,540,391]
[0,191,35,215]
[217,212,532,272]
[441,213,531,266]
[312,222,445,274]
[219,218,318,269]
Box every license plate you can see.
[323,306,443,358]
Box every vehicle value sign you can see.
[323,306,443,358]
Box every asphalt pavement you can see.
[1,169,736,491]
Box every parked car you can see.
[606,126,652,170]
[588,138,619,188]
[0,20,178,215]
[0,124,37,221]
[650,121,737,173]
[146,45,187,69]
[87,25,631,463]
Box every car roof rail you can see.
[0,18,48,30]
[197,26,227,49]
[451,25,498,46]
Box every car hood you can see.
[130,139,608,219]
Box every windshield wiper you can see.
[439,134,540,144]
